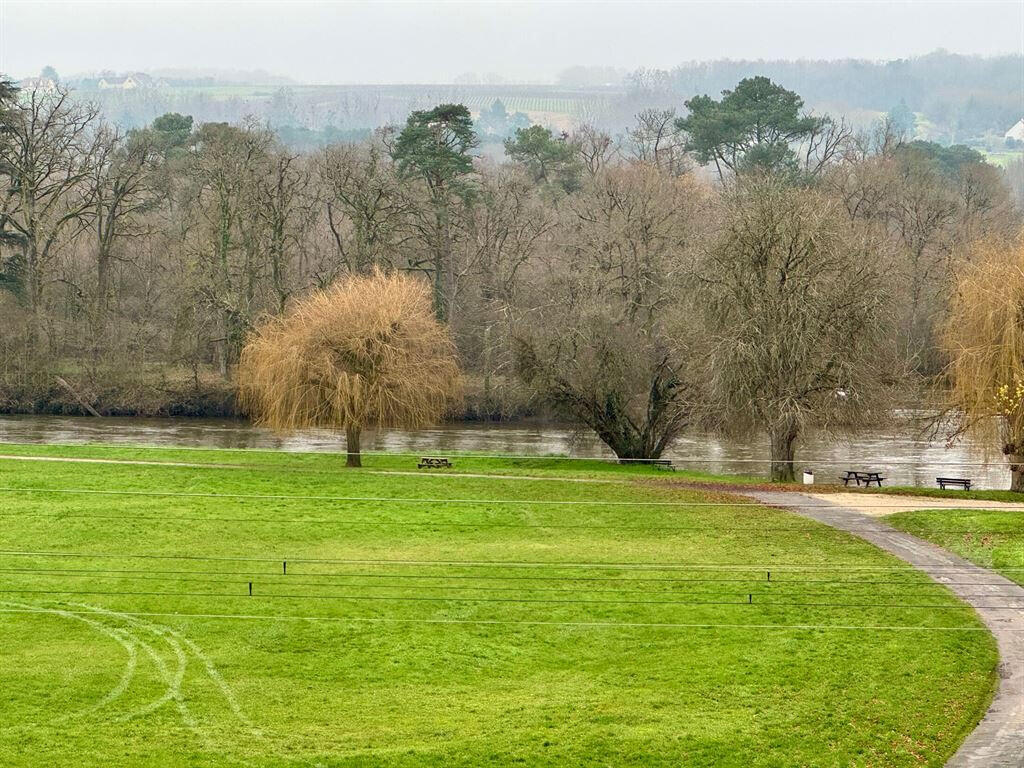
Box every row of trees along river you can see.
[0,76,1021,483]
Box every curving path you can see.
[746,491,1024,768]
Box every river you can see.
[0,414,1012,490]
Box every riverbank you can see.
[0,372,536,420]
[0,378,237,418]
[1,411,1016,489]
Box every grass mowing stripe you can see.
[0,549,935,570]
[0,486,713,506]
[6,485,1024,511]
[0,566,948,586]
[0,570,981,597]
[0,455,630,485]
[8,510,1024,534]
[0,606,995,632]
[0,587,1004,610]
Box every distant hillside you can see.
[629,51,1023,145]
[73,82,624,137]
[32,51,1024,153]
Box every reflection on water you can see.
[0,414,1011,490]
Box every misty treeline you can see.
[64,51,1024,150]
[625,51,1024,143]
[0,77,1018,477]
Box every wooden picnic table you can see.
[418,456,452,469]
[840,470,886,487]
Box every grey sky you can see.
[2,0,1022,84]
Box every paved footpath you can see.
[746,491,1024,768]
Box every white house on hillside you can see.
[19,76,58,92]
[1005,118,1024,142]
[98,72,157,90]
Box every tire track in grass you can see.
[117,624,194,731]
[1,600,200,737]
[72,603,259,736]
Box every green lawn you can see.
[0,443,999,766]
[889,508,1024,585]
[981,149,1023,169]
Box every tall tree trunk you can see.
[1004,444,1024,493]
[433,205,448,322]
[97,250,110,308]
[1011,464,1024,494]
[96,206,111,311]
[217,204,232,379]
[482,325,492,416]
[769,418,799,483]
[346,424,362,468]
[433,247,445,321]
[23,239,41,352]
[431,188,450,321]
[215,325,229,380]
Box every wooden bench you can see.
[650,459,674,470]
[418,456,452,469]
[936,477,972,491]
[840,470,886,487]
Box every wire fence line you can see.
[0,606,999,633]
[0,566,964,586]
[0,586,1009,611]
[2,449,1019,632]
[3,568,1017,598]
[3,447,1018,638]
[3,548,1018,572]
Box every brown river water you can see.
[0,414,1013,490]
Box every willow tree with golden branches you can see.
[238,270,462,467]
[944,234,1024,492]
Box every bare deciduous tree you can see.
[88,123,162,308]
[318,141,411,274]
[799,116,854,178]
[515,165,706,460]
[252,149,317,313]
[571,124,617,177]
[829,135,1015,374]
[0,89,98,328]
[456,166,556,415]
[182,120,274,377]
[699,176,897,481]
[625,109,689,176]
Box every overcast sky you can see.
[2,0,1022,84]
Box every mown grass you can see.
[0,443,999,766]
[0,440,776,485]
[889,508,1024,586]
